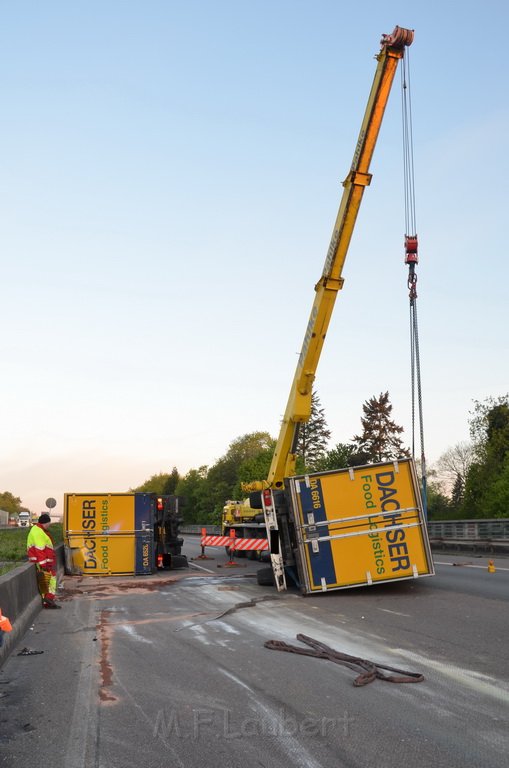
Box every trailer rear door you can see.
[286,458,434,593]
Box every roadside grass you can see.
[0,563,17,576]
[0,524,63,574]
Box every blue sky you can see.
[1,1,508,514]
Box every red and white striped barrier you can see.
[201,535,233,548]
[232,537,269,551]
[200,533,268,551]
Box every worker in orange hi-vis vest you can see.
[26,513,61,609]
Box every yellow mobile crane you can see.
[268,25,413,490]
[224,26,434,593]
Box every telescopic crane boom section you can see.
[267,26,413,489]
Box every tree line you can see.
[4,392,506,522]
[427,395,509,519]
[132,390,413,524]
[132,391,509,523]
[0,492,29,519]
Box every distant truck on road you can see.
[17,511,31,528]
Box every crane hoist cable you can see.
[400,45,428,517]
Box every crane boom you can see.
[267,26,413,489]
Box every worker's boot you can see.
[43,598,62,609]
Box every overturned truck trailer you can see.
[261,458,434,594]
[64,492,187,576]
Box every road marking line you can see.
[219,668,325,768]
[434,561,509,571]
[377,608,411,617]
[118,624,153,644]
[391,648,509,705]
[189,561,216,574]
[64,601,99,768]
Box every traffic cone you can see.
[0,609,13,632]
[488,559,496,573]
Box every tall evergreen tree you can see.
[162,467,180,495]
[450,473,465,510]
[296,390,331,470]
[353,391,409,462]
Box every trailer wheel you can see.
[171,554,189,569]
[256,567,275,587]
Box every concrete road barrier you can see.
[0,545,65,669]
[0,563,40,668]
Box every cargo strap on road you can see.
[264,633,424,687]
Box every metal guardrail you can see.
[427,519,509,554]
[180,525,221,535]
[427,519,509,541]
[181,520,509,555]
[183,520,509,540]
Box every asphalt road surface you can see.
[1,540,508,768]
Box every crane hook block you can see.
[380,26,414,50]
[405,234,418,264]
